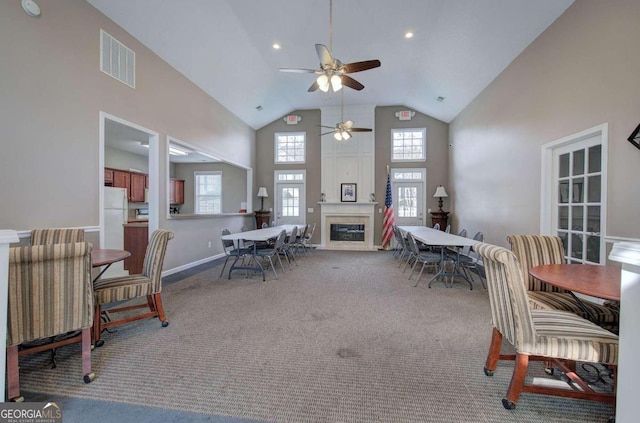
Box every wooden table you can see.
[92,249,131,282]
[529,264,621,301]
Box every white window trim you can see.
[274,131,306,164]
[391,128,427,162]
[194,170,222,214]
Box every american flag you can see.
[382,171,395,249]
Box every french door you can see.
[391,168,426,227]
[550,130,606,264]
[274,170,306,226]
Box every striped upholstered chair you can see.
[93,229,174,346]
[476,243,617,410]
[507,235,619,333]
[7,242,95,402]
[30,228,84,245]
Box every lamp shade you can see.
[257,187,268,198]
[433,185,448,198]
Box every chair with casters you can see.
[255,229,288,279]
[7,241,95,402]
[475,242,617,410]
[507,235,619,333]
[30,228,85,245]
[93,229,174,346]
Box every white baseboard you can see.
[162,252,225,277]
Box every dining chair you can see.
[255,229,287,279]
[405,233,443,287]
[507,235,619,333]
[301,222,316,253]
[475,242,617,410]
[293,224,309,256]
[30,228,85,245]
[458,231,486,288]
[93,229,174,346]
[219,228,252,277]
[7,241,95,402]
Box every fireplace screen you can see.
[330,224,365,242]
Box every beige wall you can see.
[255,109,322,240]
[174,162,247,214]
[0,1,255,269]
[450,0,640,247]
[374,106,449,244]
[254,107,449,245]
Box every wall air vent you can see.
[100,30,135,88]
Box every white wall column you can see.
[609,242,640,423]
[0,230,19,402]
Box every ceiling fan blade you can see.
[342,60,381,74]
[319,125,337,129]
[315,44,334,67]
[321,130,337,136]
[350,128,373,132]
[307,81,320,92]
[341,75,365,91]
[279,68,319,74]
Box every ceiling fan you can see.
[321,91,372,141]
[279,0,381,93]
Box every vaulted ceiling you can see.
[87,0,574,130]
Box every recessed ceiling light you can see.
[272,43,281,50]
[405,32,414,39]
[437,96,445,102]
[256,105,263,111]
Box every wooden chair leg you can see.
[154,293,169,327]
[146,295,156,312]
[504,352,529,409]
[484,327,503,376]
[6,345,21,402]
[81,328,96,383]
[93,304,102,344]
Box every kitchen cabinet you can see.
[169,178,185,205]
[112,169,130,193]
[130,172,146,202]
[123,223,148,275]
[104,169,114,186]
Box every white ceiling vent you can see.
[100,30,135,88]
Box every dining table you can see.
[529,263,621,323]
[398,225,480,289]
[220,225,298,281]
[91,248,131,282]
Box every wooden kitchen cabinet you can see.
[104,169,114,186]
[123,223,148,275]
[169,178,185,205]
[112,169,130,193]
[130,172,146,202]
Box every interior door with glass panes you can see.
[553,137,605,264]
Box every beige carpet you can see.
[18,250,615,422]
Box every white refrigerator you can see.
[103,186,129,277]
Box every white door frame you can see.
[274,170,306,225]
[99,112,160,244]
[540,123,608,259]
[391,168,427,226]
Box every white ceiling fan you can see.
[279,0,381,93]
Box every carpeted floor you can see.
[16,250,615,422]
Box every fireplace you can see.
[319,202,377,251]
[330,224,365,242]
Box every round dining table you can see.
[529,263,620,301]
[91,248,131,282]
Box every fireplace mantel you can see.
[318,202,377,251]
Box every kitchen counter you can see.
[125,221,148,226]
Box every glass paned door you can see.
[553,139,604,263]
[275,170,306,226]
[394,182,424,226]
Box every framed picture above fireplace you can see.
[341,183,357,202]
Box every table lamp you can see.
[433,185,448,212]
[257,187,268,211]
